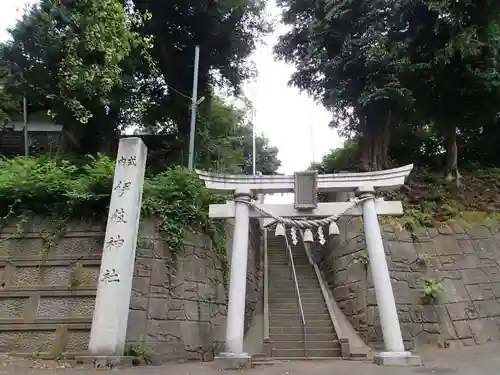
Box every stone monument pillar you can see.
[88,137,147,364]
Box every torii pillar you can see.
[197,165,421,367]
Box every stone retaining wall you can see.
[126,219,261,363]
[317,218,500,351]
[0,216,261,363]
[0,217,104,358]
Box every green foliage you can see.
[0,66,18,125]
[132,0,271,139]
[353,250,369,271]
[277,0,500,171]
[142,166,225,254]
[316,150,500,229]
[201,95,282,175]
[311,140,361,173]
[1,0,154,124]
[144,95,281,175]
[0,0,159,153]
[0,156,228,282]
[123,343,152,365]
[422,279,444,304]
[0,156,113,216]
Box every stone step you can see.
[269,280,320,290]
[268,262,310,266]
[270,313,330,321]
[269,341,304,350]
[269,301,326,307]
[270,348,341,358]
[269,286,321,292]
[269,305,328,313]
[269,296,324,303]
[269,286,320,291]
[270,275,317,279]
[270,280,319,285]
[269,285,321,290]
[269,252,307,256]
[270,325,335,335]
[270,311,330,319]
[271,340,340,350]
[270,333,337,342]
[269,291,323,297]
[269,280,319,285]
[270,319,333,327]
[269,295,324,302]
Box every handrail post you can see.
[283,233,307,358]
[263,228,270,343]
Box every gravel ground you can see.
[0,343,497,375]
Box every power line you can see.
[166,84,192,100]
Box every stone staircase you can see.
[266,234,341,359]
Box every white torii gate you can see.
[197,165,419,367]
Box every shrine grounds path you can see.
[0,343,498,375]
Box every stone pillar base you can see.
[374,351,422,366]
[214,352,252,370]
[74,356,135,369]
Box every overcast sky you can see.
[0,0,343,200]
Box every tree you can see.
[196,96,281,174]
[131,0,270,145]
[276,0,500,177]
[398,1,500,183]
[0,67,18,125]
[275,0,415,171]
[0,0,157,152]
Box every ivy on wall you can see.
[0,155,228,285]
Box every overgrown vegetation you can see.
[382,167,500,230]
[0,155,229,284]
[124,342,152,365]
[422,279,444,304]
[354,250,370,271]
[314,145,500,229]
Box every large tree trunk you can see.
[359,110,392,171]
[444,126,462,187]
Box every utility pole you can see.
[252,106,257,175]
[187,45,200,170]
[23,95,28,157]
[310,121,315,164]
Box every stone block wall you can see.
[127,219,262,364]
[319,218,500,351]
[126,220,229,363]
[0,216,262,363]
[0,216,105,358]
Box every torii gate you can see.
[197,165,418,367]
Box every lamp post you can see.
[188,46,201,170]
[252,105,256,175]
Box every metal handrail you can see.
[283,232,307,357]
[263,228,270,342]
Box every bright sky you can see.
[0,1,343,204]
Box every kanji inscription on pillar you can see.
[89,137,147,357]
[101,268,120,283]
